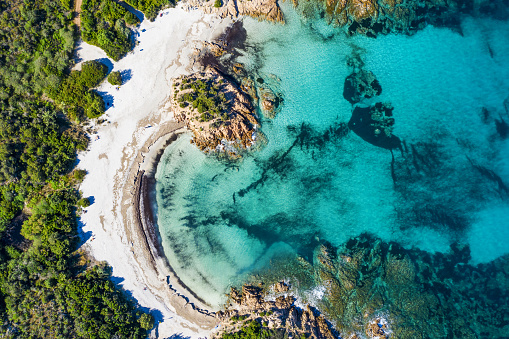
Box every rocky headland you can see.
[303,0,509,35]
[195,28,284,122]
[187,0,508,37]
[187,0,284,23]
[285,0,508,36]
[172,67,260,157]
[214,283,339,339]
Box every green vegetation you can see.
[108,71,123,86]
[176,77,228,123]
[0,0,153,337]
[0,0,75,97]
[214,0,222,8]
[52,60,109,120]
[221,320,286,339]
[81,0,140,61]
[125,0,174,21]
[231,315,249,322]
[0,98,87,230]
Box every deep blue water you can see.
[155,3,509,335]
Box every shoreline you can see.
[124,122,215,312]
[76,6,232,337]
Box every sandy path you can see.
[74,0,83,27]
[76,6,232,338]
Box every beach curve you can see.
[76,5,232,337]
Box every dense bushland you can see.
[52,60,109,120]
[124,0,175,21]
[0,0,153,337]
[81,0,140,61]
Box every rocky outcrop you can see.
[348,102,400,149]
[187,0,284,23]
[310,234,509,338]
[215,282,337,339]
[259,86,279,119]
[220,0,284,23]
[274,281,290,293]
[343,70,381,104]
[172,68,260,158]
[296,0,509,36]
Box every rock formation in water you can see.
[343,70,382,104]
[215,283,338,339]
[172,68,260,157]
[295,0,509,36]
[348,102,401,149]
[195,31,284,120]
[309,234,509,338]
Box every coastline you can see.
[76,5,232,337]
[136,133,215,309]
[123,121,218,316]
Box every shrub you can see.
[124,11,139,25]
[81,60,109,88]
[214,0,221,7]
[73,169,87,182]
[138,313,155,330]
[78,197,91,208]
[108,71,123,86]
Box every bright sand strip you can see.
[77,6,232,337]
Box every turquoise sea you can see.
[155,3,509,336]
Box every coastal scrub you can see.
[172,68,259,157]
[53,60,109,120]
[108,71,123,86]
[0,1,154,336]
[124,0,175,21]
[81,0,140,61]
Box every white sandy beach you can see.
[77,5,232,338]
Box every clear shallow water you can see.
[155,3,509,313]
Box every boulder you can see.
[348,102,401,149]
[274,281,290,293]
[219,0,284,23]
[343,70,382,104]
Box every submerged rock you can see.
[259,86,280,119]
[343,70,382,104]
[309,233,509,338]
[296,0,509,36]
[348,102,401,149]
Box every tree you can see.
[138,313,154,330]
[108,71,123,86]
